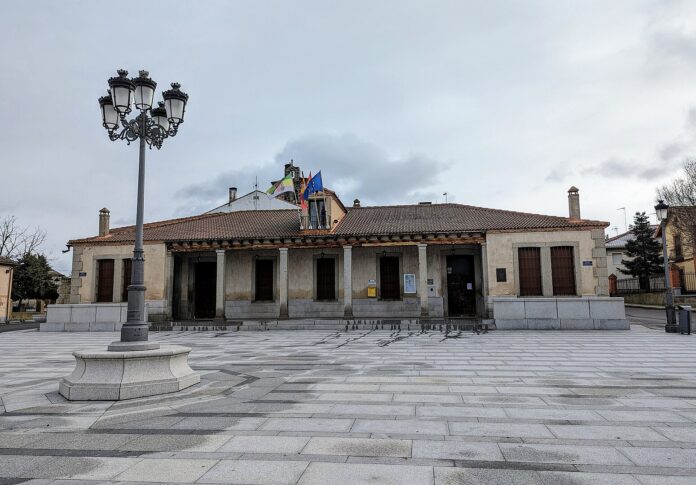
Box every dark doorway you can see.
[255,259,274,301]
[96,259,114,303]
[379,256,400,300]
[316,258,336,300]
[446,255,476,316]
[194,262,216,319]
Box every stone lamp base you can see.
[59,345,200,401]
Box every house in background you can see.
[0,256,16,323]
[605,226,658,280]
[656,206,696,293]
[205,187,298,214]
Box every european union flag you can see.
[303,171,323,200]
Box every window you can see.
[316,258,336,300]
[518,248,542,296]
[551,246,576,296]
[309,199,328,229]
[254,259,274,301]
[612,253,622,265]
[121,258,132,302]
[379,256,400,299]
[96,259,115,302]
[674,234,683,259]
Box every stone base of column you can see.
[59,345,199,401]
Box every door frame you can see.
[440,245,483,317]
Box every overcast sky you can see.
[2,0,696,274]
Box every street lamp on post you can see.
[99,69,188,349]
[655,200,677,332]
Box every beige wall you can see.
[665,222,696,273]
[486,230,598,297]
[0,264,13,322]
[73,243,167,302]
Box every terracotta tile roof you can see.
[0,256,17,265]
[335,204,607,236]
[69,203,608,245]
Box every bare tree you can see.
[0,215,46,260]
[656,159,696,272]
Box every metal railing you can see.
[614,273,696,295]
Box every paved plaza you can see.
[1,324,696,484]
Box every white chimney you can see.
[99,208,110,236]
[568,186,580,220]
[229,187,237,203]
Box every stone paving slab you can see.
[1,328,696,483]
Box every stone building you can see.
[44,182,627,330]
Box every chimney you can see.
[229,187,237,203]
[568,186,580,220]
[98,208,110,236]
[353,198,361,208]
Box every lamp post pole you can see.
[122,111,149,342]
[656,200,677,333]
[98,69,188,348]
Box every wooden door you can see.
[379,256,400,300]
[518,248,542,296]
[194,262,216,319]
[316,258,336,300]
[96,259,114,302]
[551,246,576,295]
[446,255,476,316]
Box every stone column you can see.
[481,242,489,316]
[418,243,428,316]
[279,248,289,318]
[165,251,174,319]
[112,258,123,303]
[69,246,84,304]
[180,256,189,319]
[215,250,226,320]
[540,246,553,297]
[591,229,609,296]
[343,246,353,317]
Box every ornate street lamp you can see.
[99,69,188,348]
[655,200,677,332]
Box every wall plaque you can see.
[496,268,506,282]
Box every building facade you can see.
[44,187,627,331]
[0,256,16,323]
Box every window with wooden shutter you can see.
[518,248,542,296]
[551,246,576,296]
[379,256,400,300]
[121,258,132,302]
[255,259,274,301]
[96,259,115,303]
[316,258,336,300]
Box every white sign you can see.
[404,273,416,293]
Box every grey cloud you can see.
[581,157,682,181]
[545,165,574,183]
[274,134,448,205]
[175,134,449,213]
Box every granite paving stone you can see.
[197,459,309,484]
[217,435,310,454]
[301,437,412,457]
[1,326,696,483]
[113,458,218,483]
[297,462,434,485]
